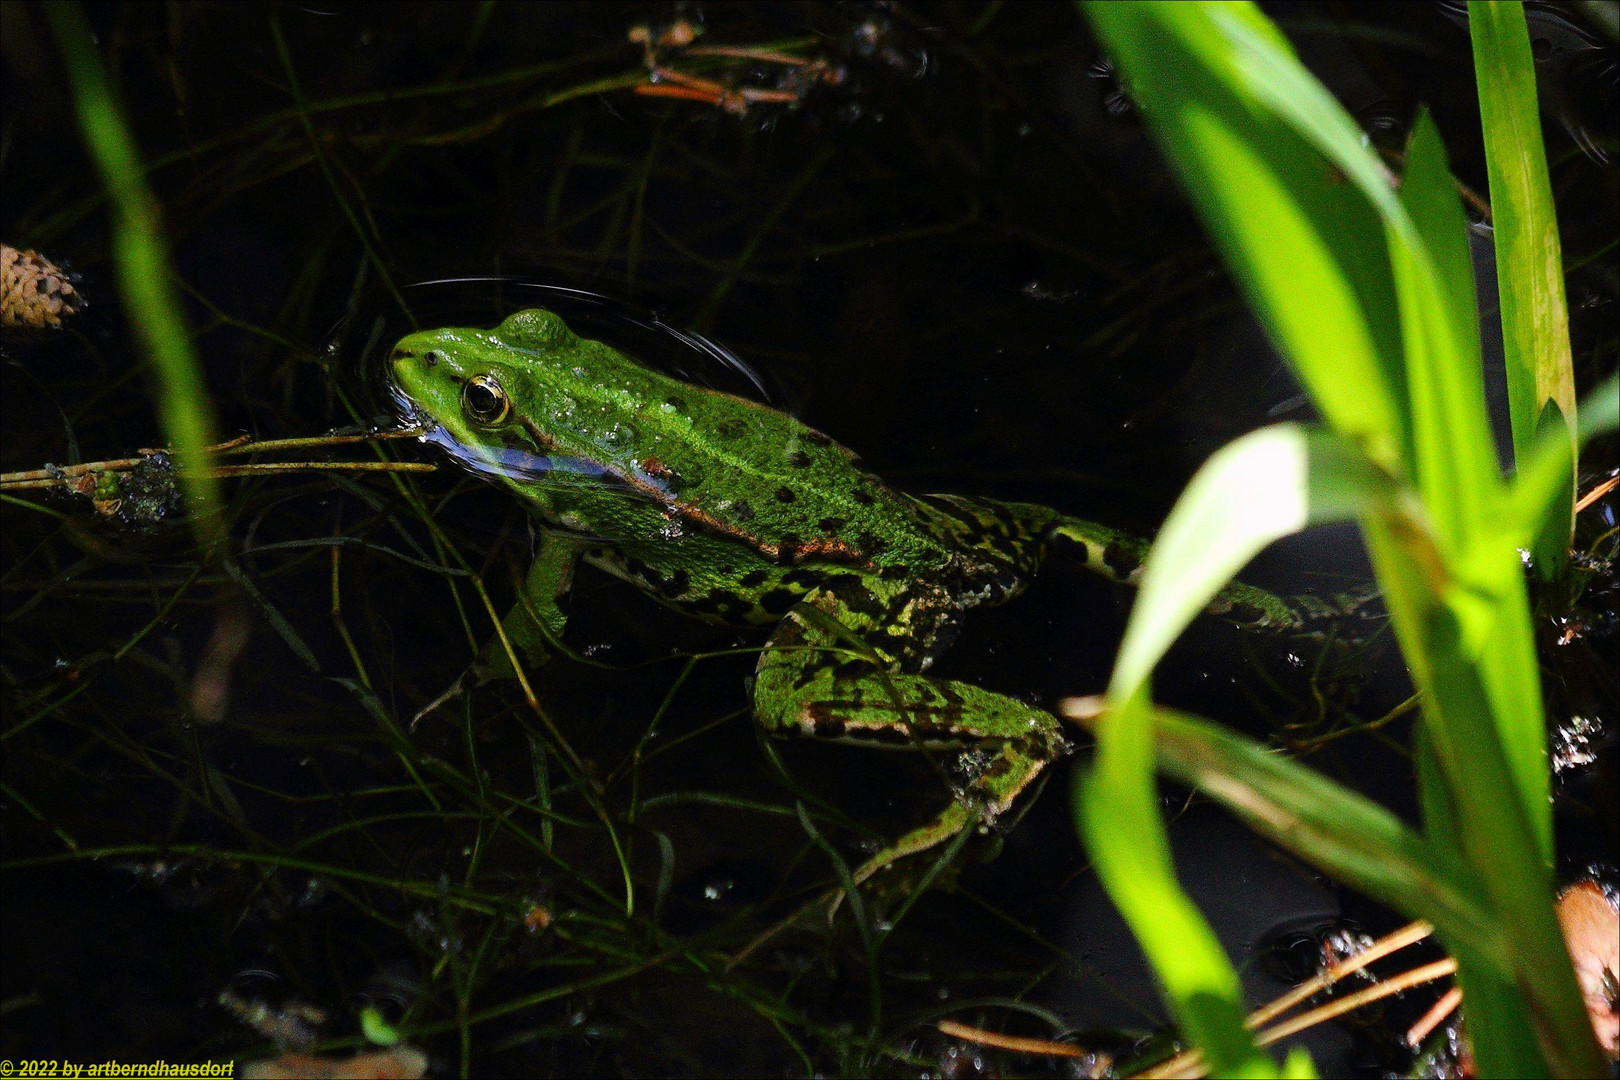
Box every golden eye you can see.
[461,374,510,426]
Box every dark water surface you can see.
[3,3,1615,1076]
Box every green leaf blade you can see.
[1469,1,1577,572]
[46,1,225,556]
[1390,111,1502,555]
[1084,1,1408,471]
[1138,707,1501,961]
[1083,423,1402,1078]
[1076,695,1278,1079]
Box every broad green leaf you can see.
[1470,0,1577,573]
[1412,725,1465,888]
[1076,693,1277,1078]
[1116,705,1501,964]
[1109,424,1413,701]
[1390,112,1501,557]
[1362,519,1596,1075]
[1083,424,1408,1078]
[1084,1,1408,471]
[1448,944,1550,1078]
[1080,4,1604,1072]
[1143,691,1584,1080]
[1389,112,1551,868]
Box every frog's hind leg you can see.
[841,732,1055,890]
[753,580,1069,890]
[1043,514,1378,633]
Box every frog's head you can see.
[390,308,659,481]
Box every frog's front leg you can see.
[474,531,589,682]
[753,579,1070,888]
[415,533,588,725]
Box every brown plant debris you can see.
[1,243,81,328]
[1557,880,1620,1059]
[240,1047,428,1080]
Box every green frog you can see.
[391,309,1306,886]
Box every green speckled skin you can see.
[392,309,1303,885]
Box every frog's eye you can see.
[461,374,510,426]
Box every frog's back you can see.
[473,312,954,575]
[395,309,1050,626]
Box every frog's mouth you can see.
[416,421,615,487]
[385,372,588,481]
[386,374,673,531]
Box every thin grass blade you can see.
[44,2,225,555]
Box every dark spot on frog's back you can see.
[817,517,847,534]
[680,589,753,619]
[787,450,812,468]
[731,499,755,520]
[738,569,769,588]
[804,710,847,738]
[624,556,690,598]
[851,488,875,505]
[1048,531,1083,560]
[833,659,869,681]
[761,588,799,615]
[1103,540,1141,578]
[775,487,796,503]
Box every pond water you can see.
[2,3,1614,1076]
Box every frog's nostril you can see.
[425,351,440,367]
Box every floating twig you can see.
[0,428,434,524]
[935,920,1451,1079]
[625,19,840,117]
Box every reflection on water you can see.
[352,278,780,425]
